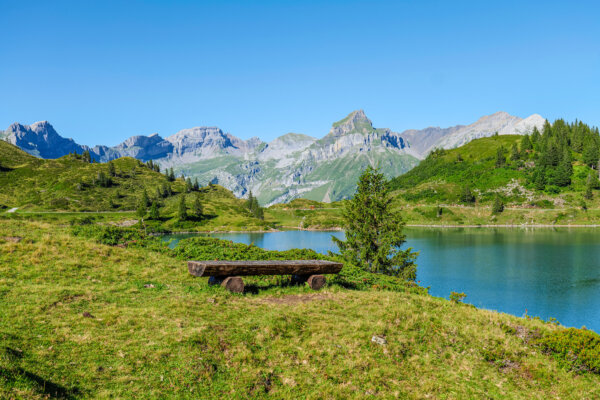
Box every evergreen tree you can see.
[167,168,175,182]
[510,142,520,161]
[521,135,533,152]
[108,161,116,177]
[533,169,546,191]
[492,194,504,214]
[186,177,193,193]
[149,201,160,220]
[332,166,417,280]
[582,141,600,168]
[82,150,92,163]
[192,194,203,219]
[136,197,147,219]
[193,178,200,191]
[495,147,506,167]
[141,189,150,207]
[177,195,187,221]
[460,185,476,204]
[531,126,541,145]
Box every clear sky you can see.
[1,0,599,146]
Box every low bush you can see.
[537,328,600,373]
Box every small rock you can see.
[371,335,387,345]
[207,298,215,304]
[82,312,94,318]
[3,236,22,243]
[144,284,155,288]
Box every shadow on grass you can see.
[0,366,80,399]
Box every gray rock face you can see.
[4,110,546,205]
[4,121,89,158]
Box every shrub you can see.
[537,328,600,373]
[449,291,467,303]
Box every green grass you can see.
[1,219,600,398]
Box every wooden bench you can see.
[187,260,343,293]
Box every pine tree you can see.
[521,135,533,152]
[136,197,147,219]
[582,141,599,168]
[461,185,475,204]
[531,126,541,145]
[495,147,506,167]
[193,178,200,191]
[533,169,546,191]
[332,166,417,280]
[178,195,187,221]
[186,177,193,193]
[492,194,504,214]
[141,189,150,207]
[82,150,91,163]
[192,194,203,219]
[108,161,116,177]
[510,142,520,161]
[149,201,160,220]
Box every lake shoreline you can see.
[158,224,600,234]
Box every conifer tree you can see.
[583,141,599,168]
[461,185,476,204]
[332,166,417,280]
[141,189,150,207]
[186,177,193,193]
[192,194,203,219]
[495,147,506,167]
[108,161,116,177]
[521,135,533,152]
[136,197,147,219]
[492,194,504,214]
[149,201,160,220]
[193,178,200,191]
[82,150,92,163]
[510,142,520,161]
[178,195,187,221]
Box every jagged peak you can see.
[329,109,374,136]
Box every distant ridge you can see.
[2,111,545,204]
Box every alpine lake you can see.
[163,227,600,333]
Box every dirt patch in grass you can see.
[254,293,333,305]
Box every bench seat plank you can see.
[188,260,343,277]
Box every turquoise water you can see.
[164,228,600,332]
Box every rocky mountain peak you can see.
[329,110,374,136]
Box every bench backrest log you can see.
[188,260,343,277]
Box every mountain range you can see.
[1,110,545,205]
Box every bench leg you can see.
[221,276,244,293]
[292,274,326,290]
[208,276,244,293]
[307,275,326,290]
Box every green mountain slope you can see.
[390,119,600,209]
[0,140,270,230]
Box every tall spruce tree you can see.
[510,143,520,161]
[332,166,417,280]
[108,161,116,177]
[192,194,203,219]
[495,147,506,167]
[149,201,160,220]
[178,195,188,221]
[136,197,147,219]
[492,194,504,214]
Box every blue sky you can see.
[1,0,599,145]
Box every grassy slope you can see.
[1,219,599,399]
[0,141,273,231]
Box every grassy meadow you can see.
[1,218,600,399]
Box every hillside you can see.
[391,121,600,210]
[1,219,599,398]
[0,141,270,231]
